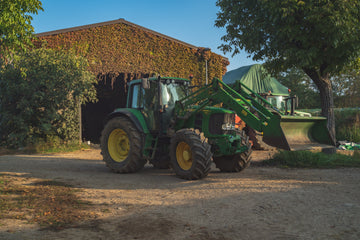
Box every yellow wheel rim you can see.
[176,141,193,170]
[108,129,130,162]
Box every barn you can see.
[35,19,229,142]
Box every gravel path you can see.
[0,149,359,240]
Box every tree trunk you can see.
[303,68,336,145]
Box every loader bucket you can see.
[262,115,335,151]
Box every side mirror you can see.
[142,78,150,89]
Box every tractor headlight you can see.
[209,113,236,135]
[222,123,236,131]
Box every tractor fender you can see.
[105,108,150,134]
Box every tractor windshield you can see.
[267,96,291,112]
[161,82,187,109]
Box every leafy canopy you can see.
[0,48,97,148]
[215,0,360,74]
[0,0,43,56]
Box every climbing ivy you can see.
[34,22,228,86]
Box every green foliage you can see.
[264,150,360,168]
[335,109,360,142]
[215,0,360,74]
[0,0,43,58]
[332,59,360,108]
[0,48,97,148]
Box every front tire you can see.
[170,129,212,180]
[100,117,146,173]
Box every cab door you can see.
[128,81,160,132]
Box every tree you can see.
[215,0,360,143]
[0,0,43,59]
[0,48,97,148]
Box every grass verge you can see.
[0,142,90,156]
[0,175,94,230]
[262,150,360,168]
[33,141,91,154]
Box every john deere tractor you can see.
[100,76,333,180]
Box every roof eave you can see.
[36,18,199,50]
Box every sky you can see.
[31,0,260,72]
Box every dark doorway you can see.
[81,72,149,143]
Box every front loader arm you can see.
[172,78,333,151]
[173,78,277,132]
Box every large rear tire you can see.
[100,117,146,173]
[170,129,212,180]
[214,130,252,172]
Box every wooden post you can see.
[78,100,82,145]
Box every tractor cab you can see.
[126,77,190,133]
[264,94,311,117]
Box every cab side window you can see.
[130,84,144,108]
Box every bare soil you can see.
[0,149,359,240]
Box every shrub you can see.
[334,108,360,142]
[0,48,97,148]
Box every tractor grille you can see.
[194,114,203,130]
[209,113,235,135]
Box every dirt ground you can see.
[0,149,359,240]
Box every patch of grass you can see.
[0,147,35,156]
[263,150,360,168]
[33,140,90,154]
[0,175,94,230]
[0,141,90,156]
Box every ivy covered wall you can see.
[35,20,228,86]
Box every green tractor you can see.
[100,76,333,180]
